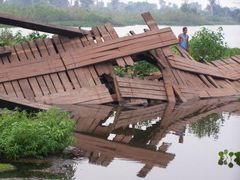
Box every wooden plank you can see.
[61,29,178,68]
[22,40,57,95]
[18,79,35,100]
[118,81,165,91]
[10,43,36,100]
[120,92,167,100]
[58,72,73,91]
[36,76,50,95]
[104,23,134,66]
[117,76,165,86]
[120,87,166,96]
[28,41,42,58]
[98,24,126,66]
[59,33,97,88]
[0,47,11,57]
[88,28,114,76]
[0,94,51,110]
[11,81,24,98]
[49,73,65,93]
[35,85,113,105]
[44,38,58,55]
[0,12,87,37]
[0,83,6,94]
[3,82,16,97]
[28,77,43,97]
[141,12,159,30]
[0,55,65,83]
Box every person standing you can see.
[178,27,189,51]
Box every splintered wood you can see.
[0,12,239,107]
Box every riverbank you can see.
[0,4,239,27]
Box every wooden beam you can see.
[0,48,11,57]
[0,12,88,37]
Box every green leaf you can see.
[218,151,224,157]
[228,162,234,168]
[224,149,228,155]
[218,159,223,165]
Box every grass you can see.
[0,163,15,172]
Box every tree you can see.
[189,27,227,61]
[49,0,69,7]
[6,0,47,6]
[110,0,119,9]
[181,2,201,13]
[125,2,157,12]
[80,0,94,8]
[95,0,104,8]
[73,0,80,7]
[159,0,166,9]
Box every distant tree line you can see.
[0,0,239,25]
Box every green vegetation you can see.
[218,150,240,168]
[0,28,47,47]
[0,108,75,160]
[0,2,239,27]
[0,163,15,172]
[189,27,226,61]
[114,61,160,78]
[189,27,240,61]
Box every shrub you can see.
[189,27,227,61]
[114,61,159,78]
[0,108,75,160]
[0,29,47,47]
[223,48,240,58]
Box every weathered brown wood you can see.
[35,85,113,105]
[104,23,134,66]
[0,94,51,110]
[0,12,239,107]
[0,55,65,83]
[74,133,175,166]
[0,47,11,57]
[116,77,167,101]
[61,29,178,68]
[0,12,87,37]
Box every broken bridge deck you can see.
[0,12,240,108]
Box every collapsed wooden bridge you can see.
[0,12,240,107]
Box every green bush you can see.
[0,108,75,160]
[114,61,159,78]
[223,48,240,58]
[0,29,47,47]
[189,27,227,61]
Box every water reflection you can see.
[188,113,224,139]
[1,97,240,179]
[0,158,76,179]
[65,97,240,178]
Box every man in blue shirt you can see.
[178,27,189,51]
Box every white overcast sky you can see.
[102,0,240,8]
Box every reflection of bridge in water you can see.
[59,97,240,178]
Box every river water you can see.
[0,98,240,180]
